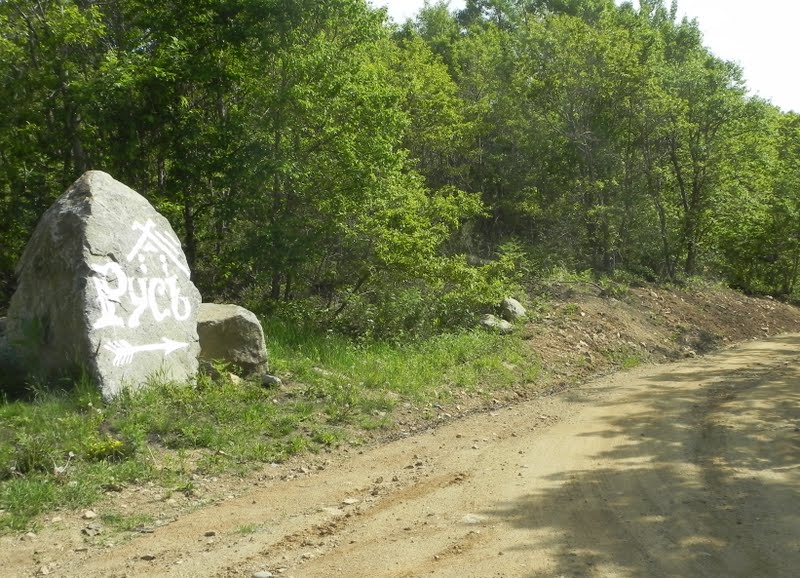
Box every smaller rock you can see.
[197,303,268,376]
[252,572,275,578]
[479,314,513,334]
[82,510,97,520]
[140,554,156,561]
[262,374,283,388]
[204,530,217,537]
[81,523,103,537]
[500,298,527,322]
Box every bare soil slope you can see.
[2,285,799,577]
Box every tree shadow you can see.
[485,337,800,577]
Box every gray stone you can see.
[5,171,201,399]
[261,374,283,388]
[197,303,268,376]
[500,297,527,322]
[479,314,514,334]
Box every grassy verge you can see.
[0,321,537,533]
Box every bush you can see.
[323,253,519,341]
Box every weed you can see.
[0,477,56,531]
[101,512,154,532]
[597,276,630,299]
[544,266,594,284]
[621,355,642,369]
[234,523,261,535]
[605,348,644,370]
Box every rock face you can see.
[479,314,514,334]
[197,303,268,376]
[500,297,527,322]
[5,171,201,399]
[0,316,7,357]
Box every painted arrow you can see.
[104,337,189,367]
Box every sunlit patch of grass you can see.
[267,319,539,404]
[0,319,540,533]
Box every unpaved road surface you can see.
[5,335,800,577]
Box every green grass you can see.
[603,347,644,370]
[233,522,261,535]
[267,319,539,401]
[101,512,154,532]
[0,321,538,533]
[620,354,643,369]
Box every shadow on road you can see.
[485,337,800,577]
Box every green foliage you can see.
[329,252,517,340]
[266,317,539,402]
[0,383,154,531]
[0,317,537,532]
[3,0,800,321]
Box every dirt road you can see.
[5,335,800,577]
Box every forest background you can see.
[3,0,800,340]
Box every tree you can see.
[0,0,107,301]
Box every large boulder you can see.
[5,171,201,399]
[197,303,268,376]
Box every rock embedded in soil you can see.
[262,374,283,387]
[500,297,527,322]
[5,171,201,399]
[197,303,268,376]
[479,314,514,334]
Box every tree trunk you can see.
[183,201,197,274]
